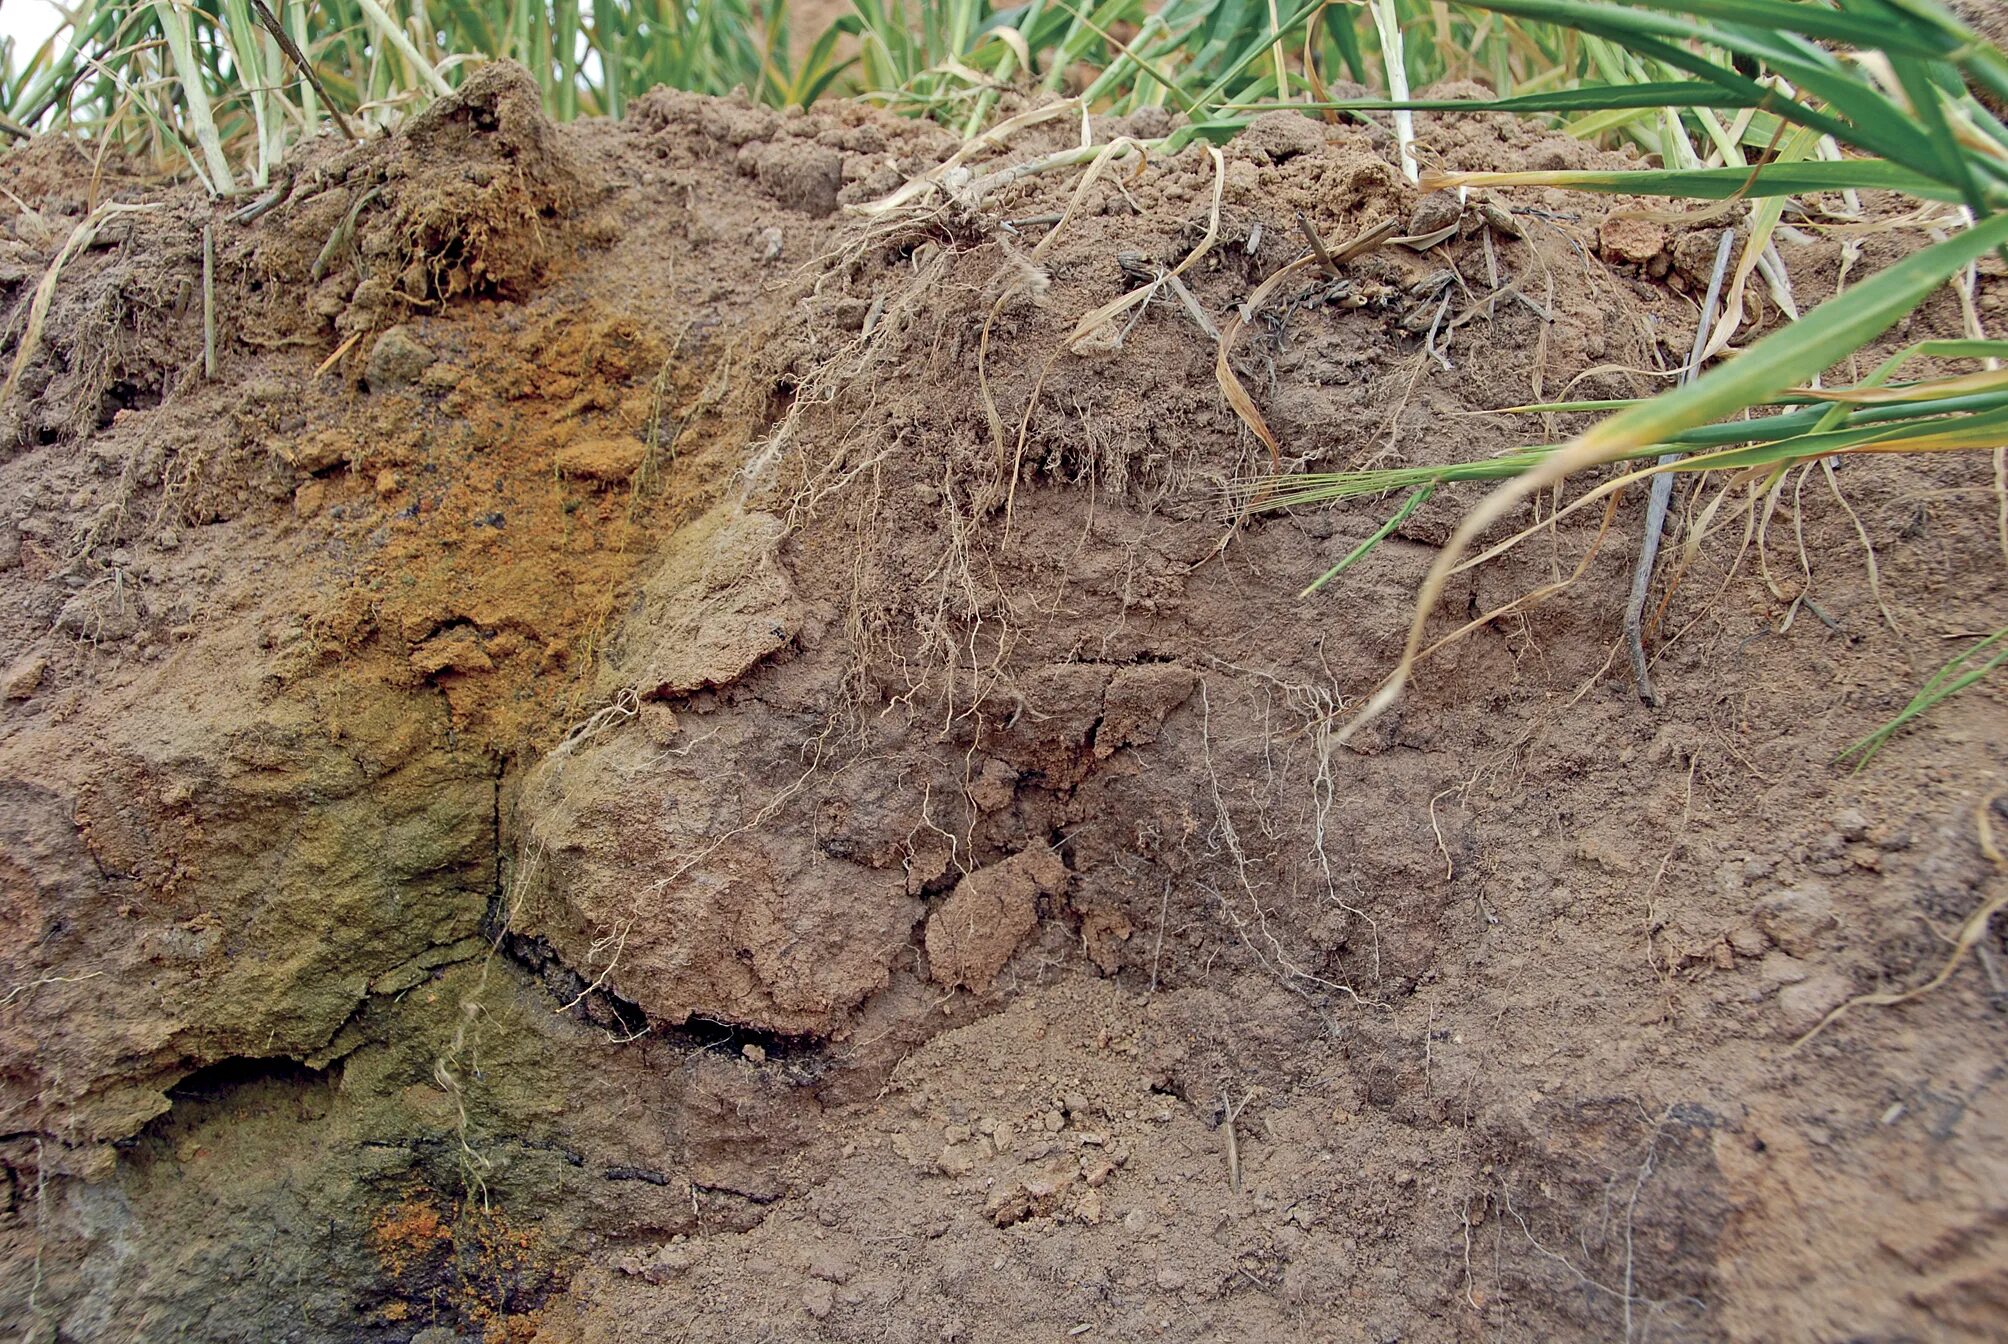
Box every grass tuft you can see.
[1837,626,2008,770]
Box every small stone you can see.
[554,436,649,484]
[1155,1265,1187,1292]
[1754,885,1838,955]
[1122,1208,1150,1233]
[366,325,435,389]
[1064,1093,1091,1117]
[1727,925,1768,958]
[807,1251,851,1284]
[640,1243,695,1284]
[375,469,400,497]
[937,1143,978,1177]
[639,701,680,745]
[1711,942,1736,971]
[1760,952,1810,985]
[293,480,328,519]
[1074,1189,1103,1225]
[1043,1110,1065,1133]
[1599,215,1668,266]
[1777,969,1852,1034]
[411,628,493,677]
[4,654,46,700]
[802,1280,835,1320]
[1831,807,1870,841]
[741,1042,766,1064]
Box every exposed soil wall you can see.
[1,64,2003,1343]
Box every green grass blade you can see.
[152,0,235,193]
[1425,158,1964,203]
[1230,82,1763,114]
[1837,627,2008,769]
[1448,0,1948,173]
[1576,210,2008,459]
[1301,484,1436,596]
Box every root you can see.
[1820,456,1899,635]
[0,202,161,410]
[1994,445,2008,569]
[1491,1140,1707,1337]
[1641,756,1701,1016]
[1196,680,1383,1012]
[1788,788,2008,1053]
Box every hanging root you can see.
[1789,788,2008,1053]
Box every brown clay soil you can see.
[0,64,2004,1344]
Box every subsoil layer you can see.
[1,64,2004,1344]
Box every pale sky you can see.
[2,1,66,58]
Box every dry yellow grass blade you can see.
[1787,788,2007,1054]
[1212,217,1397,465]
[1794,365,2008,403]
[0,202,161,410]
[979,134,1155,457]
[848,97,1085,216]
[1064,144,1224,349]
[1324,209,2008,751]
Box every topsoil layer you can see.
[0,63,2003,1344]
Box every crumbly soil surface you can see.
[1,64,2004,1344]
